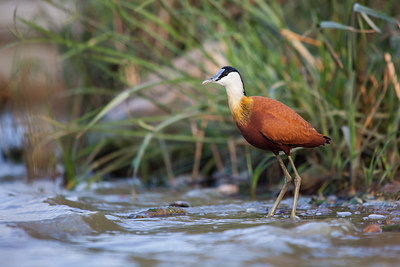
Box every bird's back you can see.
[235,96,330,155]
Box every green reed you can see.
[12,0,400,195]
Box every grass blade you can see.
[132,111,200,178]
[76,78,190,139]
[353,3,400,27]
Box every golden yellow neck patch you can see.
[232,96,253,125]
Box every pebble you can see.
[362,224,382,233]
[130,207,187,218]
[218,184,239,196]
[246,208,257,213]
[350,197,363,204]
[337,211,352,217]
[368,214,386,219]
[326,195,337,204]
[169,201,190,207]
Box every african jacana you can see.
[202,66,331,219]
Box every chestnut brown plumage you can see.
[202,66,331,219]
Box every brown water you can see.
[1,177,400,267]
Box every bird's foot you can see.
[267,211,275,217]
[290,214,300,220]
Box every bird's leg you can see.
[288,155,301,219]
[268,154,293,217]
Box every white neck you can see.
[217,72,245,112]
[226,84,244,112]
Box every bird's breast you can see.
[231,96,253,126]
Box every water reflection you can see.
[0,112,26,178]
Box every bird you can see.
[202,66,331,219]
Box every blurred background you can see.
[0,0,399,198]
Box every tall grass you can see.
[12,0,400,195]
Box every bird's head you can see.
[202,66,245,95]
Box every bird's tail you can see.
[323,136,331,144]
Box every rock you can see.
[296,165,330,194]
[314,207,332,216]
[169,201,190,207]
[350,197,363,204]
[326,195,338,204]
[379,181,400,194]
[337,211,352,217]
[217,184,239,196]
[362,224,382,233]
[130,207,187,219]
[368,214,386,220]
[246,208,257,213]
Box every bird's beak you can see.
[201,77,215,84]
[201,69,224,85]
[201,75,217,85]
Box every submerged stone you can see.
[246,208,257,213]
[337,211,352,217]
[362,224,382,233]
[130,207,187,219]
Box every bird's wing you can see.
[252,99,319,146]
[257,115,314,145]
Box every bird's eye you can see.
[216,70,228,81]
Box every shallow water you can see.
[1,177,400,267]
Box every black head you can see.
[216,66,240,81]
[201,66,246,95]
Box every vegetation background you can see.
[1,0,399,199]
